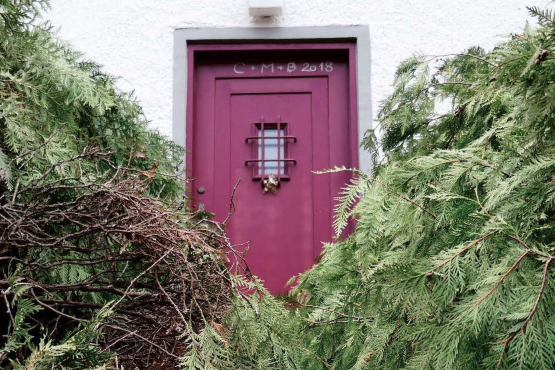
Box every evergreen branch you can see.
[506,234,550,258]
[462,158,513,178]
[470,250,530,310]
[416,158,513,181]
[432,82,473,87]
[513,33,532,44]
[406,159,464,183]
[8,126,62,167]
[527,6,555,26]
[370,175,437,219]
[304,318,352,326]
[427,53,498,68]
[475,186,496,224]
[428,232,496,274]
[495,53,530,69]
[300,345,332,370]
[519,257,552,334]
[496,257,553,369]
[299,303,373,323]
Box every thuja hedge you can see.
[188,6,555,370]
[0,1,244,369]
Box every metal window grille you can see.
[245,116,297,182]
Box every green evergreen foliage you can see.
[0,0,183,197]
[182,281,308,370]
[189,6,555,369]
[1,1,235,368]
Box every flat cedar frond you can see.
[527,6,555,27]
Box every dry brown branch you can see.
[0,153,243,369]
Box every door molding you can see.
[173,26,372,172]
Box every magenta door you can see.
[189,44,357,293]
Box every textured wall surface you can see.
[46,0,549,140]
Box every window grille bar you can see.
[260,116,265,179]
[245,136,296,143]
[277,115,281,181]
[245,159,297,164]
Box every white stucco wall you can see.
[46,0,549,140]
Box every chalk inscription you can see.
[233,62,334,74]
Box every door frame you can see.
[173,26,372,173]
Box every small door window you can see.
[258,127,285,175]
[245,118,297,182]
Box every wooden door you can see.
[189,44,357,293]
